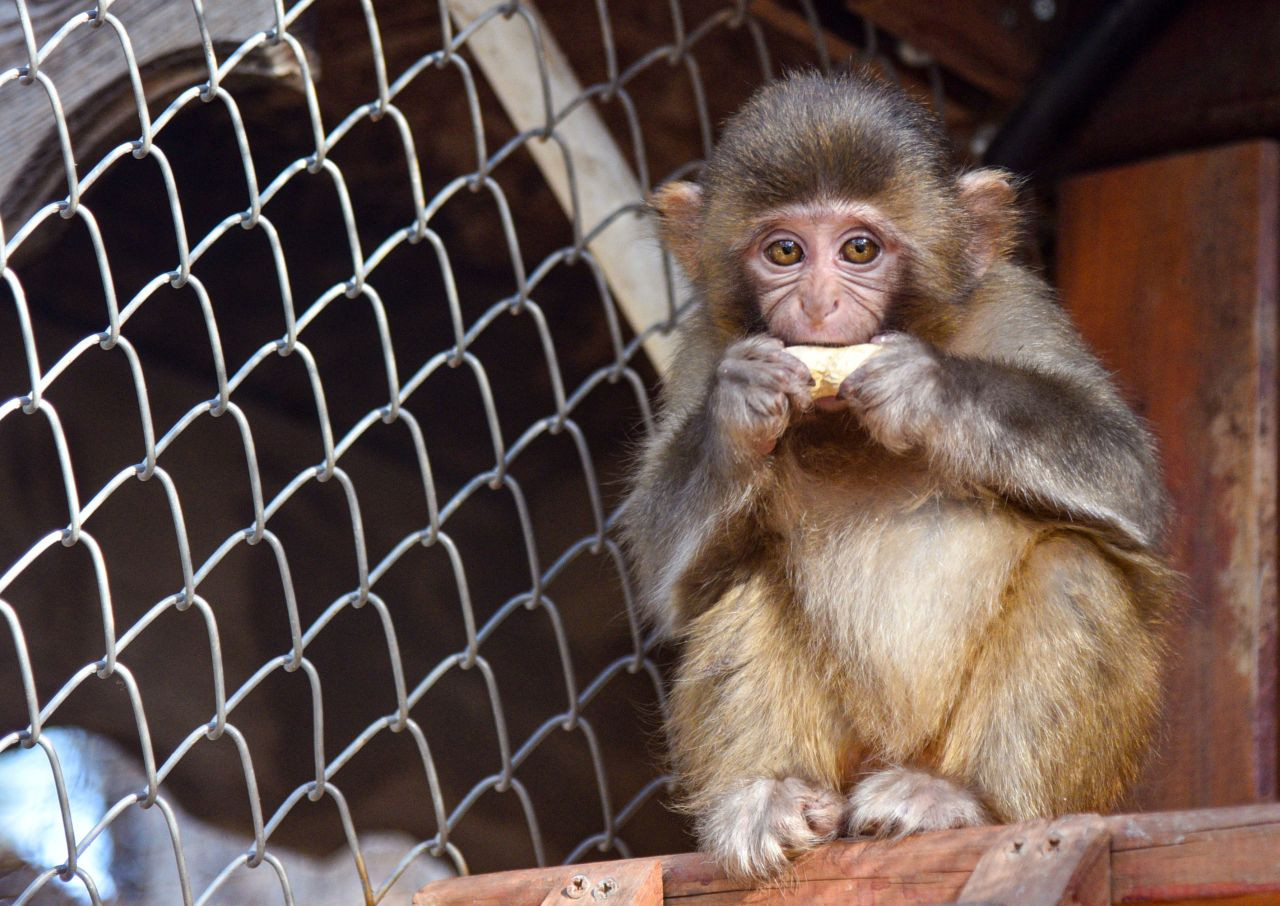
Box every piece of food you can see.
[785,343,883,399]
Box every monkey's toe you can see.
[779,776,844,841]
[700,777,842,882]
[846,766,989,837]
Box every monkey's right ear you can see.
[958,168,1021,278]
[650,181,704,277]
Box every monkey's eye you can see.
[764,239,804,266]
[842,236,881,264]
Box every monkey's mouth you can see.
[776,333,877,348]
[772,317,882,348]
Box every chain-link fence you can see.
[0,1,965,902]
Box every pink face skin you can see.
[745,199,902,348]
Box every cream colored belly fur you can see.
[785,490,1036,757]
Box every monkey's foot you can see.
[846,766,989,837]
[701,777,843,881]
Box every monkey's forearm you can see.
[622,410,770,632]
[843,337,1165,548]
[926,358,1164,547]
[624,337,811,629]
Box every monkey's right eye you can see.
[764,239,804,266]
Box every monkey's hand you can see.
[837,332,943,455]
[713,336,813,458]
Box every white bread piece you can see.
[785,343,883,399]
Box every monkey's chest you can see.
[778,480,1034,727]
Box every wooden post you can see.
[1057,141,1279,810]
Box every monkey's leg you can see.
[669,578,850,881]
[935,532,1163,824]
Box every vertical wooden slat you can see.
[1057,141,1279,810]
[957,815,1111,906]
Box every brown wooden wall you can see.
[1057,141,1279,810]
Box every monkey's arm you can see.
[841,290,1166,549]
[621,335,811,634]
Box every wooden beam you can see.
[1057,141,1279,810]
[1108,803,1280,904]
[447,0,679,373]
[843,0,1046,100]
[413,802,1280,904]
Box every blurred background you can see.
[0,1,1275,902]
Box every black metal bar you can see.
[982,0,1189,173]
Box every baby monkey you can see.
[622,71,1173,881]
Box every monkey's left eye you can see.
[764,239,804,266]
[842,236,881,264]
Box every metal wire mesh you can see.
[0,1,945,902]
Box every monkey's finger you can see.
[728,335,784,361]
[718,357,768,385]
[788,389,815,413]
[777,350,817,387]
[781,374,815,412]
[836,372,865,402]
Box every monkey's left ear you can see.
[650,181,705,278]
[958,169,1019,278]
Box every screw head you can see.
[593,877,619,899]
[565,874,590,899]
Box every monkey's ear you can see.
[958,168,1019,278]
[650,181,704,277]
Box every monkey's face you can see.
[745,199,901,347]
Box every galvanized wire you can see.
[0,1,937,902]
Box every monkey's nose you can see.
[801,295,839,325]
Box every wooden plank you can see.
[447,0,678,373]
[414,805,1280,904]
[1105,803,1280,904]
[1106,802,1280,847]
[662,823,1002,903]
[843,0,1047,99]
[1057,141,1280,812]
[1111,820,1280,904]
[958,815,1110,906]
[412,824,1005,904]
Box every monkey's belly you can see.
[788,492,1036,756]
